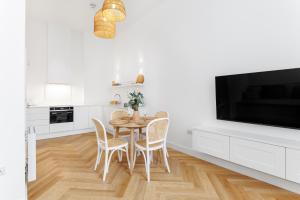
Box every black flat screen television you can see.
[215,68,300,129]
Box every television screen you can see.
[215,68,300,129]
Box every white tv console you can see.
[191,126,300,185]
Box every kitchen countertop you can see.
[26,104,129,108]
[26,104,102,108]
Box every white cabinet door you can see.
[26,108,49,135]
[50,123,74,133]
[47,23,70,84]
[230,138,285,178]
[192,130,230,160]
[286,148,300,184]
[33,125,50,135]
[74,107,89,130]
[88,106,103,129]
[27,127,36,182]
[27,108,49,120]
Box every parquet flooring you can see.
[28,133,300,200]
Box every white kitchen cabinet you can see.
[47,24,84,85]
[50,122,74,133]
[74,106,89,130]
[30,124,49,135]
[88,106,103,129]
[47,23,71,84]
[230,138,285,178]
[27,105,105,138]
[27,127,36,182]
[26,107,49,135]
[192,130,230,160]
[27,107,49,120]
[286,148,300,184]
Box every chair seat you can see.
[107,138,127,148]
[135,139,163,150]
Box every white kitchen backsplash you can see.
[27,83,84,106]
[45,84,72,105]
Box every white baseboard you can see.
[36,129,114,140]
[36,129,94,140]
[167,141,300,195]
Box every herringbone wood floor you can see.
[28,133,300,200]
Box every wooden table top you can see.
[109,116,157,129]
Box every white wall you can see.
[111,0,300,147]
[83,32,115,105]
[0,0,26,199]
[83,31,161,113]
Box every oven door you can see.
[50,111,73,124]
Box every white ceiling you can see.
[27,0,163,32]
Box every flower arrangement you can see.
[124,90,144,111]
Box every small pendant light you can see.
[94,9,116,39]
[102,0,126,22]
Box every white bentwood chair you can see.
[155,111,169,119]
[92,118,130,182]
[141,111,170,158]
[133,118,170,182]
[111,110,138,161]
[111,110,131,138]
[153,112,170,157]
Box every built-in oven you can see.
[50,106,74,124]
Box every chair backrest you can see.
[155,111,169,118]
[92,118,107,146]
[146,118,169,147]
[111,110,129,120]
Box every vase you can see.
[132,110,140,121]
[136,74,144,84]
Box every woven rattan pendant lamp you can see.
[94,9,116,39]
[102,0,126,22]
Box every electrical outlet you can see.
[0,166,6,176]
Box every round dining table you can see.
[109,116,156,174]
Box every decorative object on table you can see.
[94,9,116,39]
[136,73,145,84]
[124,90,144,121]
